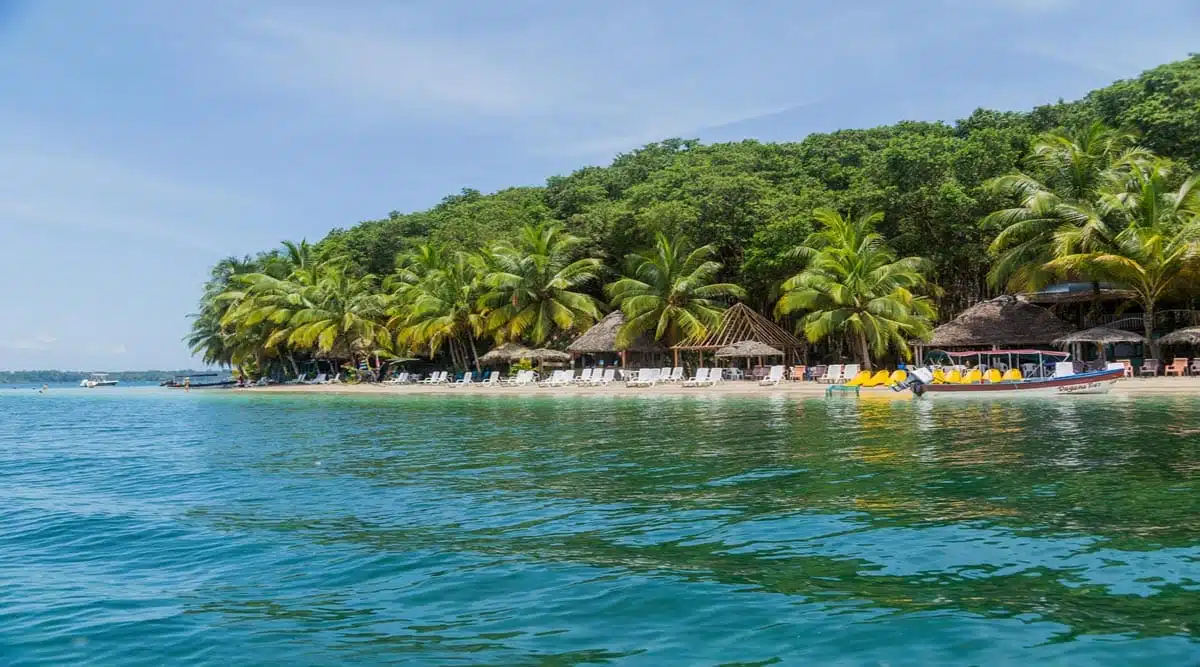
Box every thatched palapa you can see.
[921,295,1077,349]
[478,342,534,365]
[715,340,784,358]
[1052,327,1146,346]
[1158,326,1200,346]
[672,303,804,363]
[566,311,664,354]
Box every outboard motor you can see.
[893,367,934,396]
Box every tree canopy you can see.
[190,56,1200,375]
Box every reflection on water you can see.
[0,389,1197,665]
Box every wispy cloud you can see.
[0,133,248,253]
[0,334,56,351]
[215,5,878,157]
[225,15,544,118]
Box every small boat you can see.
[80,373,119,388]
[901,349,1123,398]
[162,372,237,389]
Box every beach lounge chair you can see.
[537,370,563,387]
[683,368,709,387]
[819,365,842,384]
[505,370,533,386]
[477,371,500,386]
[449,372,473,387]
[758,365,785,386]
[667,367,684,382]
[588,368,615,386]
[790,365,806,382]
[1139,359,1160,376]
[574,368,594,384]
[626,368,660,387]
[1164,358,1188,376]
[840,365,860,384]
[658,366,673,382]
[306,373,328,385]
[707,368,723,386]
[286,374,308,385]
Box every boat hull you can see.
[913,368,1122,398]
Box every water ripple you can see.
[1,389,1197,665]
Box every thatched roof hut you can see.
[478,342,534,365]
[566,311,664,354]
[672,303,804,364]
[715,341,785,358]
[1158,326,1200,346]
[1052,327,1145,346]
[921,295,1077,350]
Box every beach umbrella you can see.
[715,340,785,371]
[714,340,785,358]
[1053,326,1146,361]
[1158,326,1200,346]
[478,342,534,365]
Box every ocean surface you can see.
[1,388,1197,665]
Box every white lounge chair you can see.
[575,368,595,384]
[306,373,328,385]
[626,368,661,388]
[286,374,308,385]
[683,367,709,387]
[819,365,842,384]
[477,371,500,386]
[759,365,785,386]
[589,368,616,386]
[840,364,860,384]
[538,370,564,387]
[666,367,684,382]
[449,371,473,387]
[420,371,444,385]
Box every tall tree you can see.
[775,209,936,369]
[389,250,487,371]
[1046,162,1200,358]
[606,233,745,347]
[481,223,605,345]
[984,122,1146,291]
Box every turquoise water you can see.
[1,389,1197,665]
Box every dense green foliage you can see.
[777,210,936,369]
[192,57,1200,373]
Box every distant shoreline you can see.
[238,377,1200,398]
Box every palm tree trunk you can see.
[856,331,872,371]
[468,332,481,373]
[287,355,300,380]
[1143,301,1157,361]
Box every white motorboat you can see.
[80,373,119,388]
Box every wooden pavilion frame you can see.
[670,303,805,367]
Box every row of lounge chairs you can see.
[1130,358,1200,376]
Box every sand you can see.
[242,376,1200,398]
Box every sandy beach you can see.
[243,376,1200,398]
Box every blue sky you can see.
[1,0,1197,370]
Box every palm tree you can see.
[984,122,1146,292]
[481,223,605,345]
[389,250,487,370]
[775,209,936,369]
[1046,162,1200,359]
[185,255,263,367]
[606,233,745,347]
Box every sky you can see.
[1,0,1197,370]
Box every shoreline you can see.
[239,376,1200,398]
